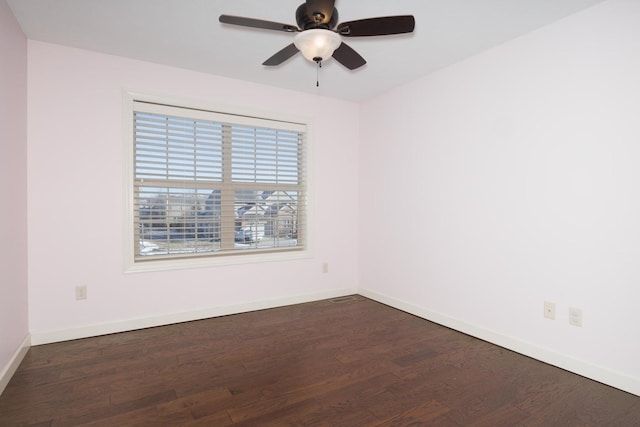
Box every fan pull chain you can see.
[316,61,322,87]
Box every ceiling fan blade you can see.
[263,43,300,66]
[219,15,299,33]
[337,15,415,37]
[332,42,366,70]
[305,0,336,23]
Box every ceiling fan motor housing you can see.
[296,3,338,30]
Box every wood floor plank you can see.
[376,399,452,426]
[1,296,638,426]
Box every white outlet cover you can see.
[544,301,556,320]
[75,285,87,300]
[569,307,583,327]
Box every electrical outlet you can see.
[544,301,556,320]
[569,307,583,327]
[322,262,329,274]
[76,285,87,300]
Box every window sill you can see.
[124,248,311,273]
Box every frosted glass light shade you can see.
[294,29,341,63]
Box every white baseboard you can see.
[359,288,640,397]
[30,287,358,346]
[0,334,30,396]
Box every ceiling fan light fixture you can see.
[294,29,341,63]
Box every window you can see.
[127,99,307,267]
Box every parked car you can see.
[235,229,253,243]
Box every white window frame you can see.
[123,91,313,272]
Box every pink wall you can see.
[0,0,28,382]
[359,0,640,394]
[26,42,360,339]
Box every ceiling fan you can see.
[219,0,415,70]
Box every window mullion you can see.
[220,124,235,251]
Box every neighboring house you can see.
[138,189,297,243]
[236,190,298,240]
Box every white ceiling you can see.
[7,0,606,102]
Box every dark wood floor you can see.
[1,296,638,426]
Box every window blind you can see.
[132,101,306,261]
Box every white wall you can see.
[27,41,360,343]
[0,0,29,393]
[359,0,640,395]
